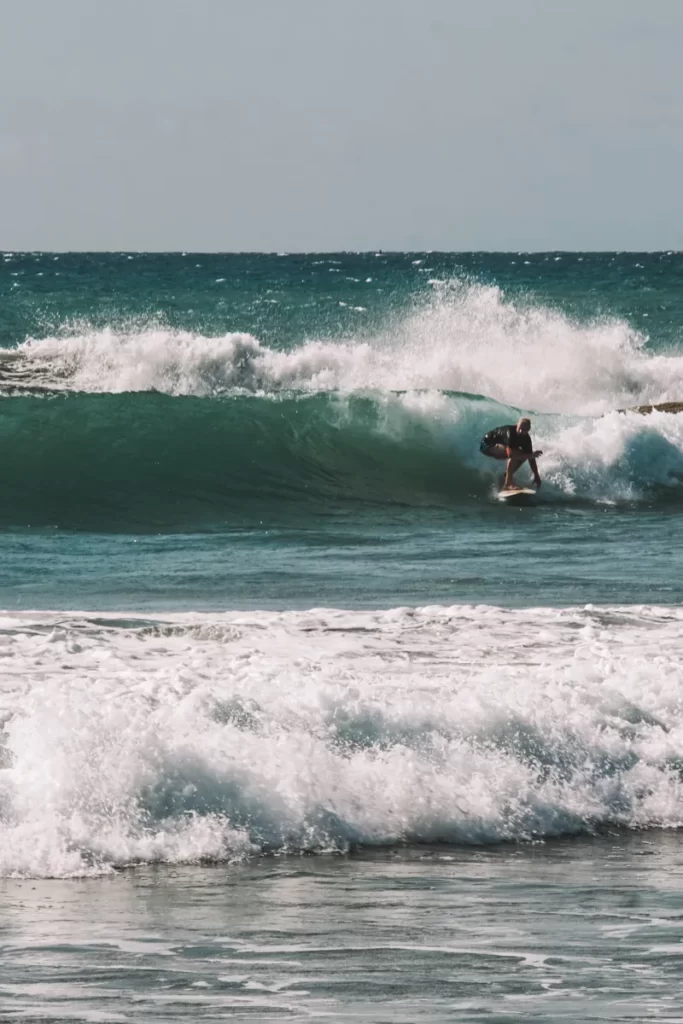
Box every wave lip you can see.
[1,604,682,877]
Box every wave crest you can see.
[4,281,683,413]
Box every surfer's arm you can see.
[529,456,541,487]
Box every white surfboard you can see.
[497,486,537,504]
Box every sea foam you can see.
[1,605,682,877]
[5,280,683,414]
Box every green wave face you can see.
[4,387,683,530]
[0,391,504,530]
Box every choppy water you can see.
[2,252,683,1020]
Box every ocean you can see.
[1,251,683,1021]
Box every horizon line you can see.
[2,248,682,256]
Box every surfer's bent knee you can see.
[480,443,508,461]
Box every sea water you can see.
[1,252,683,1021]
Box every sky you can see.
[1,0,682,251]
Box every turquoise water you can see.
[2,252,683,1021]
[2,251,683,607]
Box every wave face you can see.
[2,390,683,528]
[2,280,683,527]
[1,605,682,877]
[0,391,493,528]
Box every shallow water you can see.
[2,836,683,1022]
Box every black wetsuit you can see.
[480,424,533,455]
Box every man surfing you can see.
[480,417,542,491]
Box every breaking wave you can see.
[1,604,682,877]
[3,279,683,413]
[1,281,683,527]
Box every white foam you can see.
[538,409,683,502]
[1,604,682,877]
[7,281,683,413]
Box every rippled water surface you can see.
[3,837,683,1022]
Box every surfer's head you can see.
[517,417,531,433]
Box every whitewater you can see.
[5,278,683,412]
[2,603,682,878]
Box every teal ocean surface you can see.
[2,252,683,1021]
[2,252,683,607]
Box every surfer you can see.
[480,417,542,490]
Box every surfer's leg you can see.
[481,444,508,460]
[503,452,529,489]
[482,444,529,489]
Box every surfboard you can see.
[497,487,537,504]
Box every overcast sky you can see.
[1,0,682,251]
